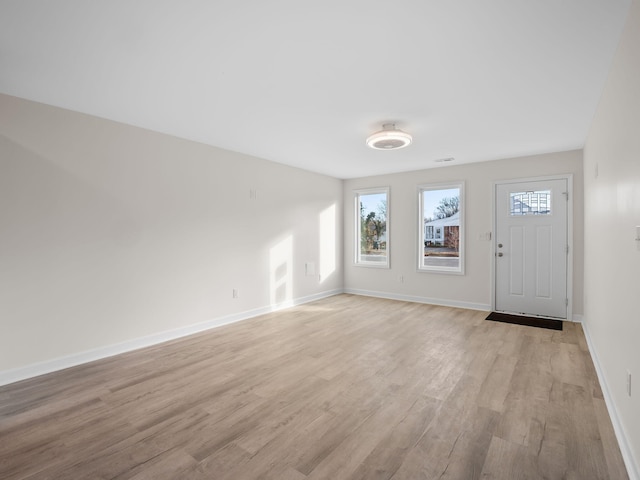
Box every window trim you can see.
[417,181,465,275]
[354,187,390,268]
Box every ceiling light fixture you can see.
[366,123,412,150]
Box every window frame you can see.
[354,187,390,268]
[418,181,465,275]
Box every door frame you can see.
[491,174,574,321]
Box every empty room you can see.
[1,1,639,479]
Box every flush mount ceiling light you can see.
[366,123,412,150]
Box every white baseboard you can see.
[572,313,584,323]
[0,289,342,387]
[582,320,639,480]
[344,288,491,312]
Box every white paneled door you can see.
[495,178,568,319]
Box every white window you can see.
[355,187,389,267]
[425,225,434,239]
[418,182,464,274]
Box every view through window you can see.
[510,190,551,215]
[355,188,388,267]
[419,183,464,273]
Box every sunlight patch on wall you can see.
[319,204,336,283]
[269,235,293,308]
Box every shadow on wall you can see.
[0,134,141,369]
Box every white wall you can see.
[583,0,640,476]
[343,150,584,314]
[0,94,343,377]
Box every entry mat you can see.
[485,311,563,331]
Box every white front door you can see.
[495,178,568,319]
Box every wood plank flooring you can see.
[0,294,629,479]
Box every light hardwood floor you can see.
[0,294,629,479]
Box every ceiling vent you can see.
[366,123,412,150]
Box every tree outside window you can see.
[355,188,389,267]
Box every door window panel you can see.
[510,190,551,216]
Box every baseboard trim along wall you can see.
[0,289,343,387]
[582,320,639,480]
[1,288,587,388]
[344,288,491,312]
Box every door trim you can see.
[491,174,574,321]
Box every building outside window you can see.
[419,183,464,274]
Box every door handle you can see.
[497,252,503,257]
[498,243,503,248]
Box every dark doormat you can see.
[486,311,563,330]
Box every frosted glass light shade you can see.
[366,124,412,150]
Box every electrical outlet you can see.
[398,274,404,283]
[627,370,632,397]
[232,288,239,299]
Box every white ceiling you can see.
[0,1,632,179]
